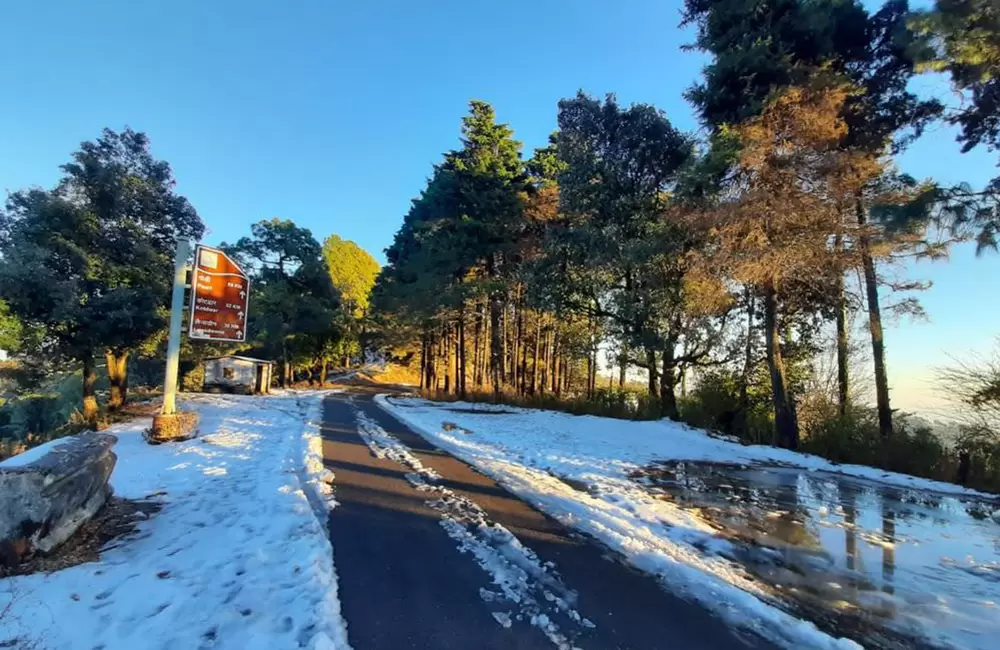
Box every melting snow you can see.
[376,394,1000,650]
[354,408,593,649]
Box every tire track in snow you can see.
[353,408,594,650]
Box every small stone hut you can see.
[202,356,273,394]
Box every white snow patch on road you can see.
[354,409,592,650]
[376,394,865,650]
[1,391,351,650]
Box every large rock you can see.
[0,433,117,566]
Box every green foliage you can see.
[15,394,63,437]
[913,0,1000,152]
[954,424,1000,491]
[801,410,952,481]
[912,0,1000,252]
[0,127,204,408]
[551,92,700,389]
[684,0,941,150]
[0,300,24,353]
[322,235,380,316]
[679,369,774,445]
[375,100,528,350]
[224,219,341,382]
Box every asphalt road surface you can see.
[320,388,776,650]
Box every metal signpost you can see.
[161,240,191,416]
[160,241,250,420]
[188,244,250,343]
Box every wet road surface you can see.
[633,461,1000,650]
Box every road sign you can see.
[188,245,250,342]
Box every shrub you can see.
[181,361,204,392]
[884,419,949,479]
[800,408,881,465]
[17,393,63,436]
[678,370,773,444]
[954,425,1000,492]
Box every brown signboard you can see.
[188,245,250,342]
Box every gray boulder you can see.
[0,432,117,566]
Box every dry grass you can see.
[364,363,420,387]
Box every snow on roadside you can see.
[375,394,865,650]
[1,391,350,650]
[386,398,998,499]
[352,405,594,650]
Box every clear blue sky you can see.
[1,0,997,414]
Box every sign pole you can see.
[162,239,191,416]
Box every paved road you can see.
[321,389,776,650]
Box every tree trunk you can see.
[532,317,541,395]
[502,300,510,386]
[105,350,129,411]
[513,290,524,391]
[281,339,290,388]
[430,332,438,391]
[472,307,481,389]
[443,324,452,394]
[519,312,529,396]
[589,333,598,395]
[738,286,756,438]
[551,327,561,394]
[429,333,435,390]
[420,334,428,391]
[320,358,328,385]
[539,328,550,395]
[834,233,850,417]
[659,341,679,420]
[764,282,799,450]
[585,351,593,399]
[82,354,99,425]
[458,306,467,399]
[618,341,627,389]
[490,294,503,399]
[857,196,892,438]
[645,347,658,399]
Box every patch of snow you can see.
[0,435,79,468]
[354,409,589,650]
[376,394,865,650]
[387,396,997,500]
[1,391,351,650]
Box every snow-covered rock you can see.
[0,432,117,564]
